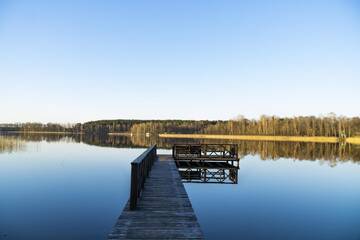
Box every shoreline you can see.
[159,133,360,144]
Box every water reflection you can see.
[178,163,239,184]
[1,133,360,165]
[87,134,360,164]
[0,136,144,240]
[0,135,26,153]
[1,133,359,240]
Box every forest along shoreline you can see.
[2,115,360,145]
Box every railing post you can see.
[130,162,138,210]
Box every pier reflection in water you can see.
[178,161,239,184]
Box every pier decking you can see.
[108,154,204,239]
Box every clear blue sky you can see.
[0,0,359,123]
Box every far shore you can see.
[0,131,82,134]
[159,133,360,145]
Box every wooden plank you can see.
[108,154,204,239]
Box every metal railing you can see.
[172,144,238,161]
[130,145,157,210]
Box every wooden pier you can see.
[108,144,239,239]
[108,146,204,239]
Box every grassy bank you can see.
[159,133,360,144]
[346,137,360,145]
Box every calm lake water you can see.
[1,134,360,240]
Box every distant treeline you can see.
[85,115,360,137]
[1,114,360,137]
[0,123,82,133]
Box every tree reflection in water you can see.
[1,133,360,166]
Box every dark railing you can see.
[130,145,157,210]
[172,144,238,161]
